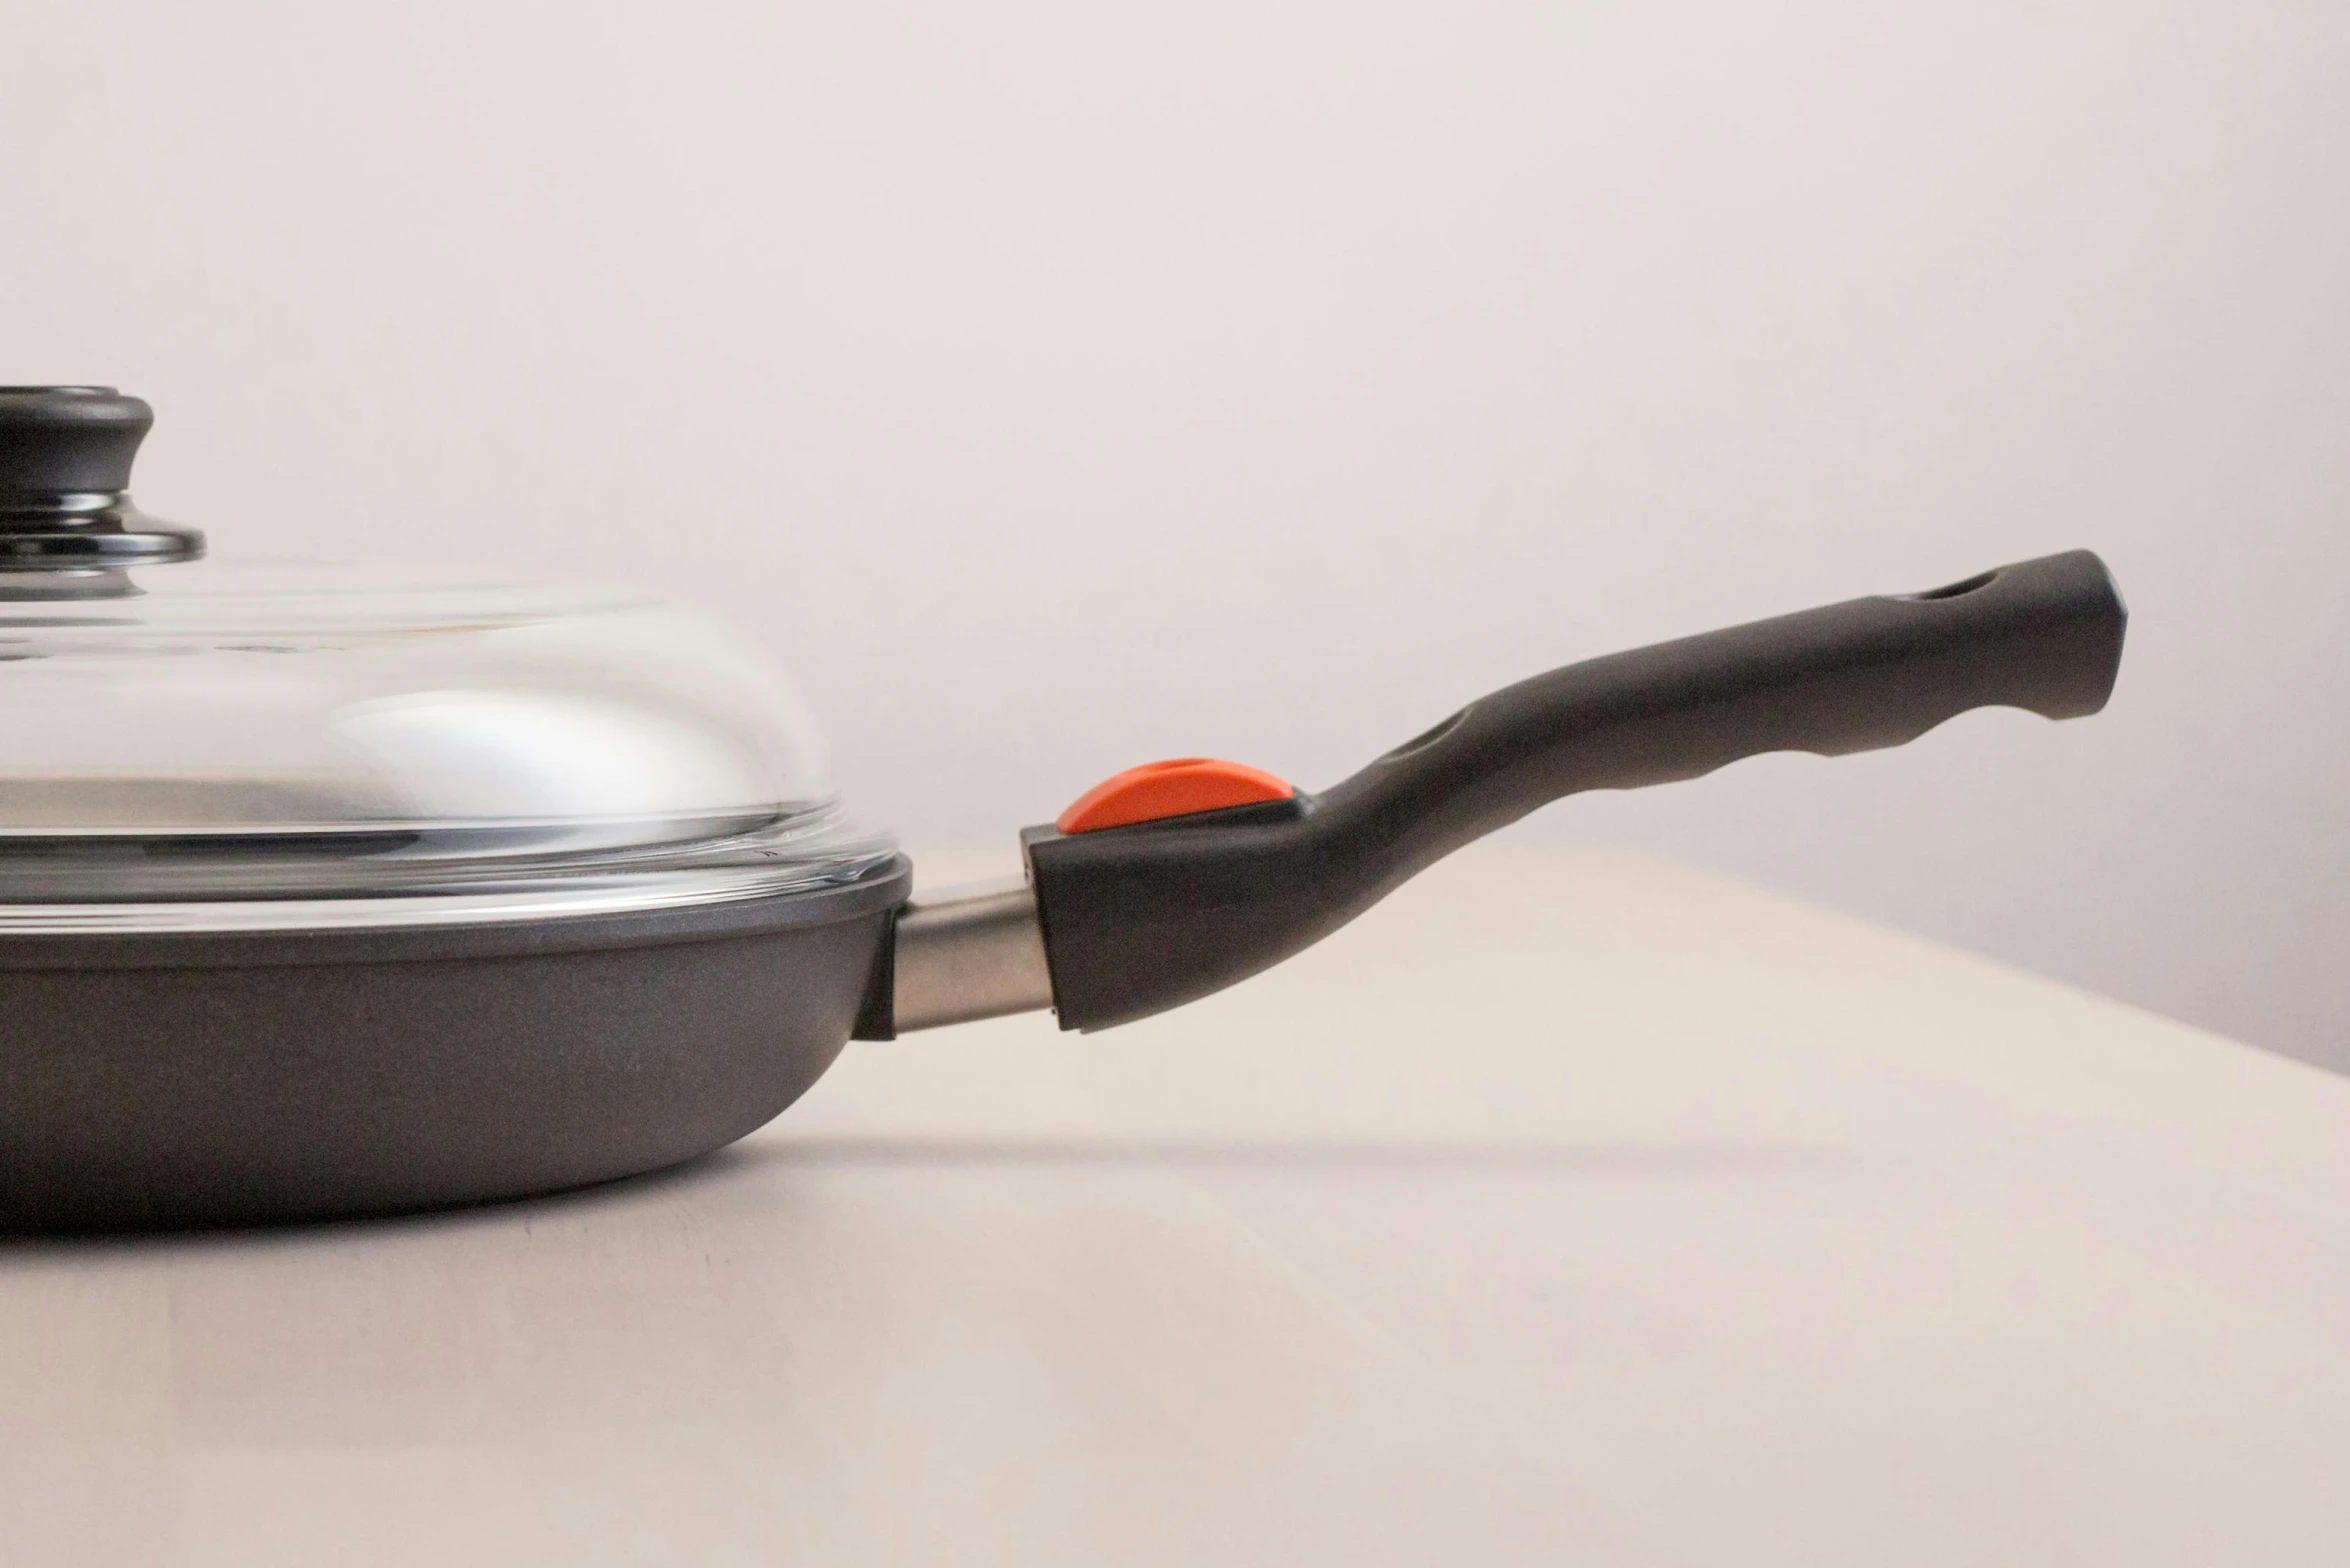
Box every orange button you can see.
[1056,758,1295,834]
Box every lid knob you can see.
[0,386,203,574]
[0,387,154,495]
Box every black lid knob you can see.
[0,387,200,574]
[0,387,155,496]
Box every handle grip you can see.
[1322,548,2123,870]
[1022,550,2125,1032]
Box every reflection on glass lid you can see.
[0,561,831,838]
[0,560,896,924]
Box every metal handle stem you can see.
[888,877,1055,1033]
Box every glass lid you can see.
[0,388,893,931]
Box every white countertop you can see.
[6,845,2347,1566]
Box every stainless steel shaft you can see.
[888,876,1056,1032]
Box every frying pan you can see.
[0,393,2128,1231]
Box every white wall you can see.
[5,2,2344,1064]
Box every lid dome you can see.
[0,390,892,931]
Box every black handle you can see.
[1023,550,2126,1032]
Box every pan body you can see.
[0,860,910,1232]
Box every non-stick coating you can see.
[0,861,910,1232]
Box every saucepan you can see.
[0,388,2127,1230]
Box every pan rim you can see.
[0,855,911,971]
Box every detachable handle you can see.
[1016,550,2125,1033]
